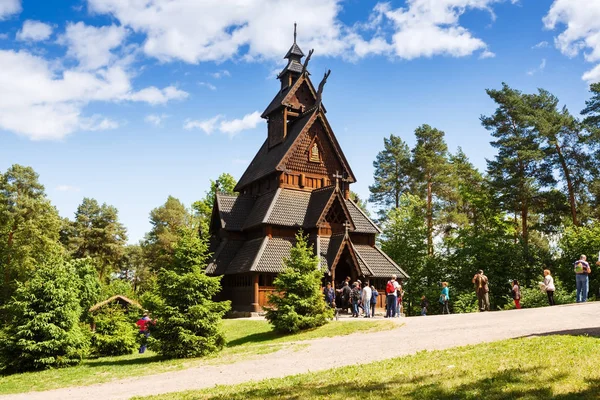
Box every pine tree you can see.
[0,255,88,373]
[265,231,333,333]
[150,225,230,358]
[369,134,412,212]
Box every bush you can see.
[0,258,88,373]
[453,292,479,314]
[265,231,333,333]
[150,226,230,358]
[90,305,138,357]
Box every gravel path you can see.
[3,302,599,400]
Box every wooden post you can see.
[252,274,260,313]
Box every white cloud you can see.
[56,185,80,192]
[145,113,168,126]
[527,58,547,75]
[0,49,188,140]
[184,111,263,136]
[544,0,600,82]
[184,115,223,135]
[59,22,127,70]
[219,111,263,136]
[198,81,217,91]
[211,70,230,79]
[0,33,8,39]
[0,0,20,20]
[87,0,513,62]
[480,49,496,59]
[532,41,549,49]
[16,20,53,42]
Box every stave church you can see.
[206,26,408,312]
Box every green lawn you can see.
[0,319,395,395]
[140,334,600,400]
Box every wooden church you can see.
[206,26,408,312]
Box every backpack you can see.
[386,281,395,294]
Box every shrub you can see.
[0,257,88,373]
[90,305,138,357]
[265,231,333,333]
[150,226,230,358]
[453,292,479,314]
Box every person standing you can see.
[350,282,361,317]
[361,281,372,318]
[323,282,335,308]
[420,296,429,316]
[543,269,556,306]
[396,279,404,317]
[440,282,451,314]
[337,281,351,313]
[472,270,490,311]
[385,275,400,318]
[512,280,521,309]
[370,284,378,318]
[136,311,153,354]
[574,255,591,303]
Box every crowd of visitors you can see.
[323,254,595,317]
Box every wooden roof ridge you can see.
[346,197,382,234]
[313,185,356,230]
[89,295,142,313]
[259,188,282,226]
[261,73,320,119]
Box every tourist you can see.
[136,311,153,354]
[511,280,521,309]
[385,274,400,318]
[420,296,429,316]
[337,281,351,313]
[350,282,361,317]
[543,269,556,306]
[370,284,378,318]
[396,279,404,317]
[472,270,490,311]
[574,255,591,303]
[440,282,451,314]
[362,281,372,318]
[323,282,335,308]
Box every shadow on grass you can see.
[201,367,600,400]
[225,331,284,348]
[86,354,168,368]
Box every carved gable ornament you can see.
[310,141,320,162]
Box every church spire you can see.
[278,24,304,88]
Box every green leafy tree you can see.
[265,231,333,333]
[412,124,453,256]
[0,165,63,305]
[0,256,88,373]
[90,305,138,357]
[67,198,128,281]
[150,225,230,358]
[369,134,412,213]
[556,224,600,298]
[143,196,191,273]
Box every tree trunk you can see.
[427,178,433,256]
[555,143,578,226]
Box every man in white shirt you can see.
[361,281,372,318]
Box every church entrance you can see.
[331,246,360,311]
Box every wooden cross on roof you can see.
[343,220,352,235]
[332,171,343,187]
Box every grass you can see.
[0,318,396,395]
[139,334,600,400]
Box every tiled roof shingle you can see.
[352,244,409,279]
[345,199,381,234]
[225,237,267,275]
[206,239,244,275]
[216,194,255,231]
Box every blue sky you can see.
[1,0,599,243]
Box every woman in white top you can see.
[543,269,556,306]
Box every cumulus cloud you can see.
[145,113,168,126]
[544,0,600,82]
[0,0,21,20]
[59,22,128,70]
[16,20,53,41]
[184,111,263,136]
[86,0,512,62]
[0,49,187,140]
[480,49,496,59]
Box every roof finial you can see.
[293,22,297,44]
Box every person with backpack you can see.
[574,255,591,303]
[370,284,379,318]
[511,280,521,309]
[385,275,400,318]
[439,282,451,314]
[350,282,361,317]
